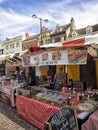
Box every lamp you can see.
[32,14,48,45]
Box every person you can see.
[54,67,66,90]
[28,67,36,86]
[68,79,73,89]
[15,66,21,80]
[20,71,27,87]
[20,71,26,80]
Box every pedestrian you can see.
[15,66,21,80]
[28,67,36,86]
[20,71,27,87]
[54,67,66,90]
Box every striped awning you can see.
[5,53,15,60]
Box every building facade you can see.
[50,17,76,43]
[22,33,39,51]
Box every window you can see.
[60,27,63,32]
[10,43,14,48]
[72,31,77,37]
[46,32,49,36]
[56,28,60,33]
[30,43,32,48]
[16,42,20,47]
[47,39,50,43]
[61,37,64,41]
[86,26,92,34]
[43,33,46,38]
[6,45,9,49]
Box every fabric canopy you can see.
[0,54,6,61]
[40,42,62,48]
[62,33,98,47]
[40,33,98,48]
[62,37,85,47]
[19,49,29,56]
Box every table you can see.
[16,95,60,130]
[0,84,22,107]
[16,90,97,130]
[82,109,98,130]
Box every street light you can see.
[32,14,48,45]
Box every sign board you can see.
[45,107,78,130]
[30,49,68,66]
[22,47,88,66]
[72,81,84,91]
[67,47,88,64]
[22,48,68,66]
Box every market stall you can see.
[15,33,98,130]
[16,86,98,130]
[0,77,23,107]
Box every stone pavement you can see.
[0,101,40,130]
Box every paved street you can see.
[0,101,39,130]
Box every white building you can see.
[3,35,26,55]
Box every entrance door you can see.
[80,55,96,89]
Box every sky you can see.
[0,0,98,41]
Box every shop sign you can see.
[45,107,78,130]
[22,47,88,66]
[30,49,68,66]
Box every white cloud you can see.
[0,8,33,39]
[0,0,98,40]
[45,0,98,28]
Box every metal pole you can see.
[40,18,43,45]
[32,14,48,45]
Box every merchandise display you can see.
[18,86,98,113]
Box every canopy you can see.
[62,37,85,47]
[0,54,6,61]
[40,33,98,48]
[5,53,15,60]
[19,49,29,56]
[62,33,98,47]
[40,42,62,48]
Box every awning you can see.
[5,52,21,63]
[40,42,62,48]
[19,49,29,56]
[0,50,28,63]
[5,53,15,60]
[62,37,85,47]
[85,33,98,45]
[62,33,98,47]
[0,54,6,61]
